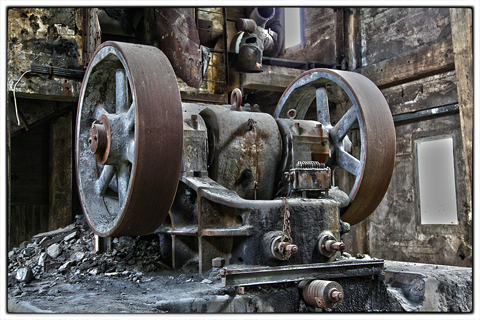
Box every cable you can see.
[12,70,31,126]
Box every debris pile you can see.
[7,215,170,294]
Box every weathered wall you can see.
[341,8,472,267]
[280,8,337,64]
[359,8,451,66]
[7,8,84,99]
[7,8,84,248]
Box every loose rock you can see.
[16,266,34,283]
[47,243,62,259]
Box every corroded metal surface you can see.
[300,279,344,309]
[220,259,384,287]
[199,105,281,200]
[149,8,204,88]
[76,41,183,237]
[274,68,396,225]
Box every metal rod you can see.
[352,103,459,129]
[220,259,384,287]
[392,103,459,124]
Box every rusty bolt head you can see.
[329,289,343,302]
[325,240,346,252]
[332,242,346,252]
[285,244,298,253]
[88,122,108,155]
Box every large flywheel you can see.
[274,69,396,225]
[75,41,183,237]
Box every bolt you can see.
[325,240,346,252]
[332,242,345,251]
[329,289,343,302]
[285,244,298,253]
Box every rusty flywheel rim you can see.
[274,68,396,225]
[76,41,183,237]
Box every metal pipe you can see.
[249,7,275,28]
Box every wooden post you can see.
[334,9,345,69]
[7,93,12,249]
[450,8,473,208]
[344,8,361,71]
[49,112,73,230]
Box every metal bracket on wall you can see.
[352,104,459,129]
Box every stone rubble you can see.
[7,215,171,296]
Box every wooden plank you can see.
[358,40,455,89]
[229,65,303,92]
[334,9,345,69]
[7,93,13,249]
[226,8,244,21]
[49,112,73,231]
[381,70,458,115]
[450,8,473,205]
[344,8,361,71]
[181,92,227,104]
[82,8,102,67]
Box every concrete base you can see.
[384,260,472,312]
[7,260,472,313]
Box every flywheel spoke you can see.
[126,102,135,131]
[95,105,110,120]
[96,165,116,195]
[316,87,331,126]
[117,162,131,205]
[126,137,135,164]
[337,149,361,176]
[331,106,358,142]
[115,69,129,114]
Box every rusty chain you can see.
[248,118,259,200]
[281,197,292,244]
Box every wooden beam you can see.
[450,8,473,207]
[381,70,458,115]
[229,65,303,92]
[7,93,13,249]
[358,39,455,89]
[181,92,227,104]
[334,9,345,69]
[344,8,361,71]
[49,112,73,231]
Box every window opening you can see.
[416,137,458,225]
[284,8,302,48]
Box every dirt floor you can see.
[5,216,474,316]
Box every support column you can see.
[49,112,73,230]
[450,8,473,209]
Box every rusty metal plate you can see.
[76,41,183,237]
[274,68,396,225]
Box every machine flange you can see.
[75,41,183,237]
[274,68,396,225]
